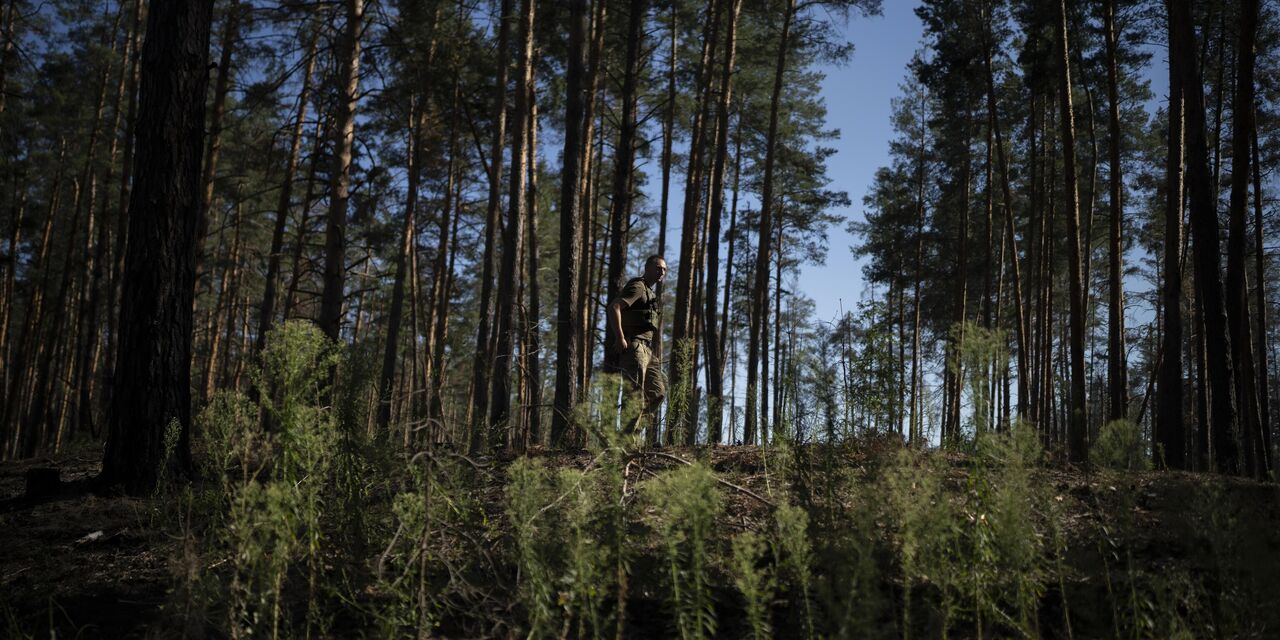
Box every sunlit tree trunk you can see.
[318,0,364,345]
[702,0,742,446]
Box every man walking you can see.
[606,255,668,436]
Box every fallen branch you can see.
[637,451,775,508]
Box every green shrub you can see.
[730,532,774,639]
[645,462,723,640]
[505,458,562,637]
[773,501,816,639]
[1092,419,1150,470]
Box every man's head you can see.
[643,255,667,285]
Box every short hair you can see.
[645,254,665,268]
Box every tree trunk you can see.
[1226,0,1265,476]
[100,0,213,494]
[603,0,648,370]
[1055,0,1089,463]
[203,192,243,400]
[1103,0,1127,422]
[318,0,364,344]
[1251,110,1272,472]
[256,23,319,356]
[669,0,721,419]
[468,0,512,452]
[982,32,1028,422]
[552,0,589,447]
[745,0,796,445]
[1170,0,1240,474]
[489,0,535,444]
[702,0,742,446]
[1157,38,1186,469]
[524,84,543,445]
[195,2,242,281]
[283,115,328,318]
[377,106,425,434]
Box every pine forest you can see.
[1,0,1279,637]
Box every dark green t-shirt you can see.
[615,278,659,342]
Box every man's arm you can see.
[608,300,628,353]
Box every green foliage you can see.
[882,448,962,635]
[1092,419,1151,470]
[664,337,697,444]
[645,462,723,640]
[947,321,1008,440]
[773,501,816,639]
[968,422,1047,635]
[190,320,361,638]
[730,532,774,639]
[505,458,562,638]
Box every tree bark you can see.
[702,0,742,446]
[1251,110,1272,472]
[489,0,535,444]
[468,0,512,452]
[1226,0,1265,476]
[1103,0,1128,422]
[1170,0,1240,474]
[100,0,213,494]
[194,1,242,282]
[982,30,1028,422]
[603,0,648,371]
[1055,0,1089,463]
[551,0,588,447]
[318,0,364,345]
[256,23,319,356]
[666,0,721,444]
[1157,35,1185,469]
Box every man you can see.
[606,255,668,435]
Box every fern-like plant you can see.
[645,462,723,639]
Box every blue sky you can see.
[802,0,927,323]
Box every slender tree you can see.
[1157,31,1185,469]
[1055,0,1088,463]
[318,0,365,344]
[551,0,589,447]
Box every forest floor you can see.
[2,440,1279,638]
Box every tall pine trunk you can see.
[702,0,742,446]
[100,0,213,494]
[256,24,319,356]
[468,0,512,452]
[489,0,535,444]
[1157,38,1186,469]
[318,0,364,344]
[1103,0,1127,422]
[1226,0,1265,476]
[551,0,589,447]
[1056,0,1089,463]
[1170,0,1240,474]
[745,0,796,445]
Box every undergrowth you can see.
[90,319,1276,640]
